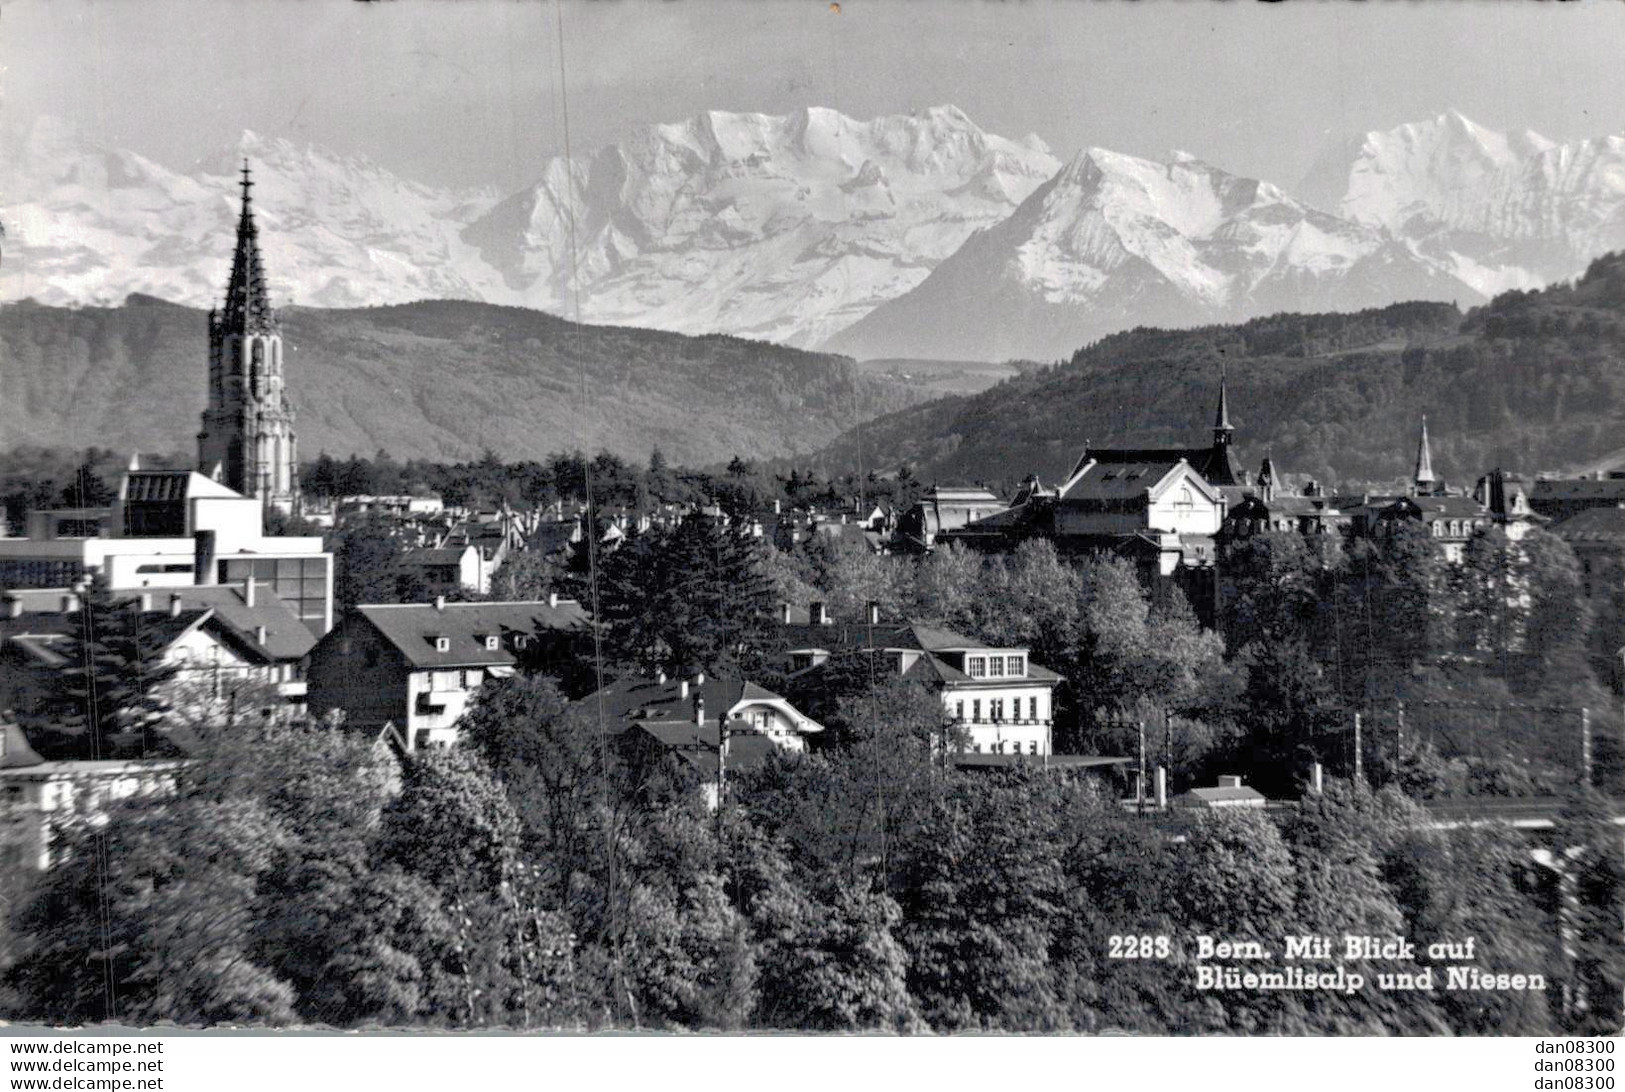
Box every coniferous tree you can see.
[34,575,183,759]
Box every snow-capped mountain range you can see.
[1300,109,1625,299]
[3,108,1622,360]
[826,147,1477,362]
[0,107,1058,348]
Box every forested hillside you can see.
[0,296,923,467]
[807,253,1625,491]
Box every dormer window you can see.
[432,636,450,653]
[483,635,500,651]
[966,655,987,679]
[987,655,1004,677]
[1007,655,1025,676]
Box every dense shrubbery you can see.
[3,697,1595,1033]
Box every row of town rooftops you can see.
[0,580,316,666]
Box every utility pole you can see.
[1136,720,1146,817]
[1353,711,1363,785]
[1395,699,1405,768]
[1581,706,1593,788]
[1163,708,1173,775]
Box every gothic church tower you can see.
[197,162,299,513]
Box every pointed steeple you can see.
[1414,415,1436,494]
[220,160,275,334]
[1213,367,1234,449]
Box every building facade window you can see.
[955,700,964,722]
[987,655,1004,677]
[971,699,981,722]
[991,699,1004,722]
[1008,655,1025,676]
[1029,696,1039,721]
[967,655,987,678]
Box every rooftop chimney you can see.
[810,601,828,625]
[244,579,256,608]
[679,679,689,699]
[1155,766,1168,809]
[694,670,705,686]
[169,593,184,618]
[60,593,78,613]
[1217,775,1243,789]
[780,602,792,624]
[193,530,218,586]
[434,595,446,611]
[656,669,667,685]
[138,592,153,612]
[255,625,267,646]
[866,600,880,625]
[548,591,559,608]
[6,597,22,620]
[693,694,705,725]
[1310,762,1324,795]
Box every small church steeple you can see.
[1213,367,1234,450]
[1414,415,1437,496]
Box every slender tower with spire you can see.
[197,162,299,513]
[1213,367,1234,451]
[1413,415,1437,496]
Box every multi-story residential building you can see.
[935,375,1239,584]
[776,604,1062,757]
[0,465,333,636]
[585,670,826,807]
[1529,473,1625,524]
[305,596,590,750]
[0,719,183,882]
[895,485,1009,551]
[399,544,486,596]
[1550,505,1625,682]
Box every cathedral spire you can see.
[1414,415,1436,494]
[221,160,275,334]
[1213,367,1234,449]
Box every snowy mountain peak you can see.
[1300,110,1625,297]
[826,143,1482,363]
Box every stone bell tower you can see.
[197,161,299,513]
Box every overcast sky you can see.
[5,0,1625,193]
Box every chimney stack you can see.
[694,670,705,686]
[656,669,667,685]
[780,602,792,624]
[6,597,22,620]
[59,593,78,613]
[866,600,880,625]
[193,530,218,586]
[693,694,705,725]
[548,591,559,608]
[1310,762,1324,795]
[434,595,446,611]
[810,601,828,625]
[138,592,153,612]
[1155,767,1168,808]
[255,625,267,646]
[169,593,184,618]
[679,679,689,699]
[244,580,256,608]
